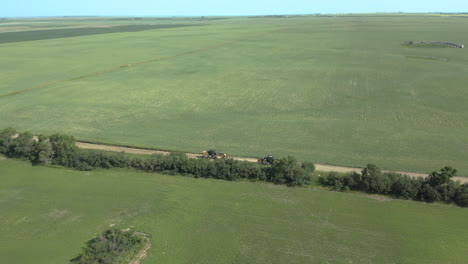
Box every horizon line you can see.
[2,11,468,19]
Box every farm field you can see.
[1,15,468,174]
[1,158,468,264]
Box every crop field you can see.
[0,24,202,44]
[0,15,468,174]
[1,158,468,264]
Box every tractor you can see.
[202,149,229,159]
[257,155,275,165]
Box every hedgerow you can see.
[0,128,311,187]
[319,164,468,207]
[2,128,467,207]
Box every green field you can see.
[1,15,468,174]
[1,158,468,264]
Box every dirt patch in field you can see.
[76,142,170,156]
[316,164,429,178]
[48,209,69,218]
[366,194,392,202]
[129,240,151,264]
[232,157,259,162]
[119,229,151,264]
[315,164,361,174]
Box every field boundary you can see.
[75,141,468,183]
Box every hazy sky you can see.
[2,0,468,17]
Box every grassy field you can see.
[0,15,467,174]
[1,158,468,264]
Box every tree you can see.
[301,161,315,173]
[49,134,78,166]
[428,166,457,187]
[321,172,345,190]
[30,135,54,164]
[269,156,310,186]
[436,181,459,203]
[419,183,441,202]
[361,164,381,177]
[10,131,35,158]
[390,175,422,199]
[0,127,17,154]
[70,228,146,264]
[454,184,468,207]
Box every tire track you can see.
[0,37,245,98]
[0,25,289,99]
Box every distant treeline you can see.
[1,128,467,207]
[0,128,313,187]
[320,164,468,207]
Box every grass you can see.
[0,15,468,174]
[1,158,468,264]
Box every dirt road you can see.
[75,142,468,183]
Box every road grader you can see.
[202,149,229,159]
[257,155,275,165]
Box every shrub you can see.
[0,127,17,154]
[454,184,468,207]
[49,134,79,167]
[428,166,457,187]
[268,156,310,186]
[70,228,147,264]
[419,183,442,203]
[390,175,422,200]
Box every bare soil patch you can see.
[119,229,151,264]
[366,194,392,202]
[129,240,151,264]
[48,209,69,218]
[76,142,170,156]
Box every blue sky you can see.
[2,0,468,17]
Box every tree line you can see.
[0,128,313,187]
[1,128,467,207]
[319,164,468,207]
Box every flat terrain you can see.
[1,15,468,174]
[1,158,468,264]
[0,160,468,264]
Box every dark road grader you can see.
[257,155,275,165]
